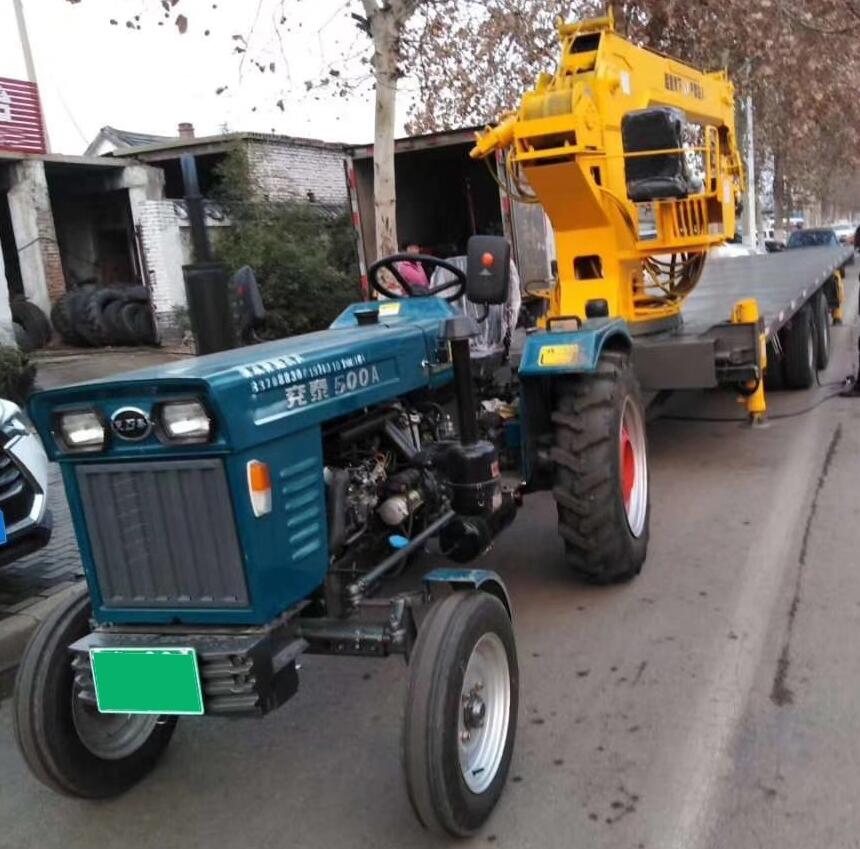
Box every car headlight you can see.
[0,408,34,439]
[56,410,106,452]
[158,400,213,443]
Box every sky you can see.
[0,0,413,154]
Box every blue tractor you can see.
[14,239,524,837]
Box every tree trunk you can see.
[365,2,403,262]
[772,148,785,239]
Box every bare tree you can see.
[67,0,429,264]
[405,0,860,225]
[356,0,423,258]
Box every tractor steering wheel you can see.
[368,253,466,302]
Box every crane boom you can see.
[471,10,744,329]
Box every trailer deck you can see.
[681,246,852,338]
[632,246,853,391]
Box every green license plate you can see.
[90,648,204,715]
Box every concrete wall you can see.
[0,231,14,346]
[246,139,348,205]
[7,160,62,314]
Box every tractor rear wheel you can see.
[551,350,649,583]
[14,586,177,798]
[403,591,518,837]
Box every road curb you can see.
[0,582,85,674]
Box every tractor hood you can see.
[29,299,457,460]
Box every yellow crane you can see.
[471,9,744,328]
[467,10,847,583]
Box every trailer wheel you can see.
[403,591,518,837]
[813,291,831,370]
[551,350,649,583]
[14,586,177,798]
[783,303,816,389]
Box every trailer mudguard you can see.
[423,568,513,619]
[516,318,632,487]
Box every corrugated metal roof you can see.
[103,131,347,160]
[84,126,176,156]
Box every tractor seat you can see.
[622,106,692,203]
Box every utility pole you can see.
[742,95,756,248]
[12,0,50,151]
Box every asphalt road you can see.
[3,278,860,849]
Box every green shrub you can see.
[213,149,360,338]
[0,347,36,406]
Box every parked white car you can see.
[710,242,762,258]
[830,222,855,245]
[0,399,50,566]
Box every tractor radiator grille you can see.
[76,460,249,609]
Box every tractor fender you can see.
[517,317,631,377]
[516,318,632,487]
[422,568,513,620]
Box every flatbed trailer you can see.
[631,246,853,403]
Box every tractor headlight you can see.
[56,410,106,452]
[158,400,213,443]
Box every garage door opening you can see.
[352,136,503,265]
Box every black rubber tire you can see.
[813,291,831,370]
[131,306,157,345]
[783,303,816,389]
[50,296,86,347]
[118,302,157,346]
[79,290,120,348]
[101,299,131,345]
[13,586,177,798]
[65,289,101,347]
[763,340,785,391]
[13,321,36,352]
[120,285,151,304]
[87,289,130,347]
[403,591,518,837]
[11,297,52,348]
[551,350,649,583]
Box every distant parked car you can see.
[830,222,855,245]
[786,228,840,250]
[0,399,50,567]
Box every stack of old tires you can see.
[11,295,53,352]
[51,286,157,348]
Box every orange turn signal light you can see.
[247,460,272,517]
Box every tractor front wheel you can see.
[551,350,650,583]
[403,591,518,837]
[14,586,177,798]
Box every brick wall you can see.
[245,138,348,206]
[138,200,187,341]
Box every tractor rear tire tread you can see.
[552,352,649,584]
